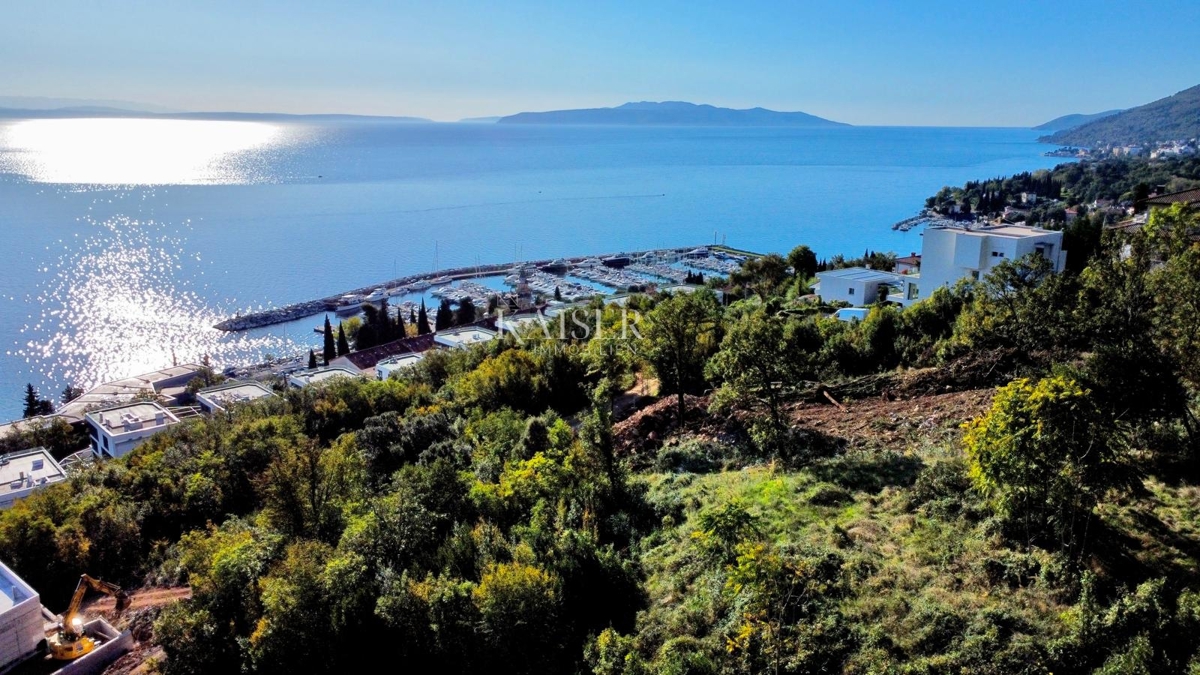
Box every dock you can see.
[213,244,754,331]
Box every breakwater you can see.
[214,245,745,331]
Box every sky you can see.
[2,0,1199,126]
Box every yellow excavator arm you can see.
[49,574,131,660]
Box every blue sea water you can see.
[0,120,1066,421]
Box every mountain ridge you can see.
[497,101,848,127]
[1041,84,1200,146]
[1032,109,1122,132]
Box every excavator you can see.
[48,574,131,660]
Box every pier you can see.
[213,244,755,331]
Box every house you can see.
[0,560,47,671]
[918,224,1066,300]
[814,267,919,307]
[376,353,426,380]
[287,365,362,389]
[195,381,275,414]
[85,401,181,459]
[434,326,498,349]
[1144,187,1200,211]
[893,253,920,275]
[329,333,437,375]
[0,448,67,510]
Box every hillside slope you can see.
[1042,84,1200,146]
[1033,109,1122,132]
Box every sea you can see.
[0,118,1066,421]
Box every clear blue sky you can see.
[2,0,1198,125]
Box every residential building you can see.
[0,448,67,510]
[376,353,425,380]
[918,224,1066,300]
[814,267,919,307]
[195,381,275,414]
[893,253,920,275]
[287,365,362,388]
[329,333,437,375]
[1145,187,1200,211]
[434,326,498,349]
[85,402,180,459]
[0,560,46,671]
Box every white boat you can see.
[363,288,386,303]
[430,276,453,286]
[410,280,432,291]
[334,294,362,314]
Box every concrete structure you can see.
[918,224,1066,300]
[0,560,46,672]
[84,402,180,459]
[376,353,425,380]
[287,365,361,388]
[814,267,918,307]
[195,381,275,414]
[53,619,132,675]
[434,326,498,349]
[0,448,67,510]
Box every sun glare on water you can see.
[0,117,284,184]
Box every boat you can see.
[363,288,386,303]
[410,280,432,291]
[539,258,570,273]
[430,276,453,286]
[334,294,362,314]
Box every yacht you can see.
[410,279,432,291]
[334,294,363,314]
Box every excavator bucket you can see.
[114,592,132,614]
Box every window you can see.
[848,287,855,296]
[990,251,1005,258]
[970,271,980,280]
[907,283,919,300]
[31,459,43,471]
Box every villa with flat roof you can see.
[434,326,498,349]
[814,267,918,307]
[287,365,362,388]
[919,224,1066,300]
[0,560,47,671]
[196,381,276,414]
[0,448,66,510]
[85,401,180,459]
[376,353,425,380]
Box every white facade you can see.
[196,381,275,414]
[815,267,919,308]
[85,402,180,459]
[918,224,1067,300]
[0,560,46,671]
[0,448,67,510]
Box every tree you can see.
[394,306,407,339]
[455,298,477,326]
[963,375,1132,555]
[308,349,318,369]
[554,286,562,302]
[22,384,51,418]
[787,244,818,280]
[60,385,83,406]
[322,315,336,365]
[435,299,455,331]
[336,323,350,357]
[417,301,432,335]
[644,289,722,426]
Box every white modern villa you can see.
[815,223,1066,308]
[85,401,181,459]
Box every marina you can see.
[213,245,754,332]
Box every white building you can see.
[434,326,498,349]
[0,560,49,671]
[376,353,425,380]
[0,448,67,510]
[918,224,1066,300]
[287,365,362,389]
[85,402,181,459]
[196,381,276,414]
[814,267,920,308]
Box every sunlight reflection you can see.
[0,118,285,184]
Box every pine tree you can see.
[22,383,40,418]
[417,300,432,335]
[308,349,318,369]
[322,315,336,365]
[337,323,350,356]
[554,285,562,302]
[435,298,454,331]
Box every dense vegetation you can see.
[1043,83,1200,146]
[2,205,1200,674]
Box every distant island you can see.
[497,101,848,127]
[1032,109,1122,133]
[1041,83,1200,147]
[0,105,432,124]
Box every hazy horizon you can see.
[4,1,1200,126]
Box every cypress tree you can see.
[322,315,336,365]
[417,301,432,335]
[337,322,350,356]
[435,298,454,331]
[554,286,562,301]
[394,307,406,339]
[456,298,477,326]
[308,349,318,369]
